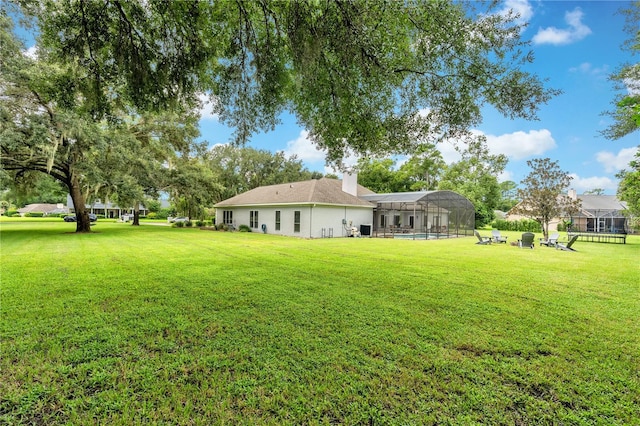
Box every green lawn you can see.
[1,221,639,424]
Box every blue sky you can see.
[198,0,639,194]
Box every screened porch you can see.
[359,190,475,239]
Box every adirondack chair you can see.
[491,230,508,243]
[518,232,535,249]
[539,232,559,247]
[474,230,492,245]
[556,235,579,251]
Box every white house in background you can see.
[66,195,150,219]
[214,176,375,238]
[17,203,68,216]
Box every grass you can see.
[1,221,639,424]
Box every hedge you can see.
[491,219,542,232]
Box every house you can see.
[507,189,630,234]
[214,176,375,238]
[567,190,629,234]
[66,195,150,219]
[214,175,476,239]
[17,203,68,216]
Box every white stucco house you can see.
[214,175,375,238]
[214,175,476,239]
[66,194,150,219]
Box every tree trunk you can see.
[132,201,140,226]
[541,220,549,241]
[69,175,92,233]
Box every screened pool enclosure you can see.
[360,191,475,239]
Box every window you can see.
[294,210,301,233]
[250,210,259,228]
[275,211,281,231]
[394,215,401,226]
[409,215,414,228]
[223,210,233,225]
[380,215,386,228]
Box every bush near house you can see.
[238,224,252,232]
[491,218,542,232]
[25,212,44,217]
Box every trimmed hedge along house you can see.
[214,176,475,239]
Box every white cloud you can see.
[480,129,557,160]
[436,140,462,165]
[532,7,591,45]
[198,93,219,121]
[498,0,534,25]
[569,174,617,192]
[284,130,327,163]
[498,170,514,183]
[22,46,38,59]
[596,146,639,173]
[569,62,609,76]
[324,153,361,176]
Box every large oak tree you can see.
[4,1,560,231]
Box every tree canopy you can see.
[603,1,640,140]
[603,1,639,227]
[512,158,581,239]
[14,0,558,164]
[616,151,640,228]
[437,138,507,227]
[206,145,319,203]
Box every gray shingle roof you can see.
[17,203,64,214]
[215,178,375,208]
[579,195,627,212]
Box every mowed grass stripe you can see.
[1,222,639,424]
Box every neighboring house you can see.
[214,175,476,239]
[507,189,630,234]
[570,193,629,233]
[17,203,68,216]
[66,195,149,219]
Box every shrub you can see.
[25,212,44,217]
[155,208,172,220]
[147,212,157,219]
[491,219,541,232]
[173,221,184,228]
[557,219,573,232]
[215,223,226,231]
[6,210,18,217]
[195,220,205,227]
[238,224,252,232]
